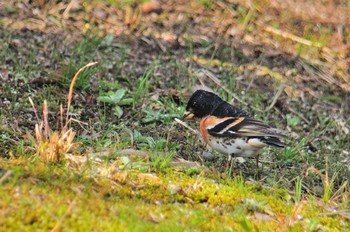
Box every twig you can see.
[28,97,40,124]
[60,104,64,130]
[241,5,254,31]
[306,167,324,179]
[174,118,197,134]
[259,23,323,48]
[68,118,88,126]
[65,62,98,128]
[43,100,49,139]
[266,83,285,111]
[62,0,77,18]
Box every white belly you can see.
[207,137,265,158]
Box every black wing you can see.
[206,116,286,148]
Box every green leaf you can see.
[142,108,180,123]
[118,98,133,106]
[98,89,125,104]
[287,114,301,127]
[114,105,124,118]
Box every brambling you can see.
[183,90,285,169]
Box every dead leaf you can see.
[140,1,161,14]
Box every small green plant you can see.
[123,128,166,150]
[142,108,180,123]
[279,139,305,161]
[97,89,133,118]
[286,114,301,127]
[133,65,154,109]
[232,173,245,193]
[306,156,343,204]
[317,115,330,126]
[294,176,303,204]
[61,36,102,90]
[99,80,121,91]
[322,171,338,203]
[280,146,298,160]
[150,152,173,172]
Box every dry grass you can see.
[27,62,98,162]
[32,108,77,162]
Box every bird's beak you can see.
[183,111,195,121]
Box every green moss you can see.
[0,157,348,231]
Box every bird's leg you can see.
[225,155,230,174]
[225,155,233,178]
[229,156,234,178]
[255,155,260,179]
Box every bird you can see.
[183,89,286,173]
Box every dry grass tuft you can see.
[33,122,77,162]
[28,62,98,162]
[28,98,77,162]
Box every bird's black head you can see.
[211,101,251,118]
[184,90,223,119]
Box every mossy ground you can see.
[0,0,349,231]
[1,158,348,231]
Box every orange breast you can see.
[199,117,209,143]
[199,116,234,143]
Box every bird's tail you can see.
[260,136,286,148]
